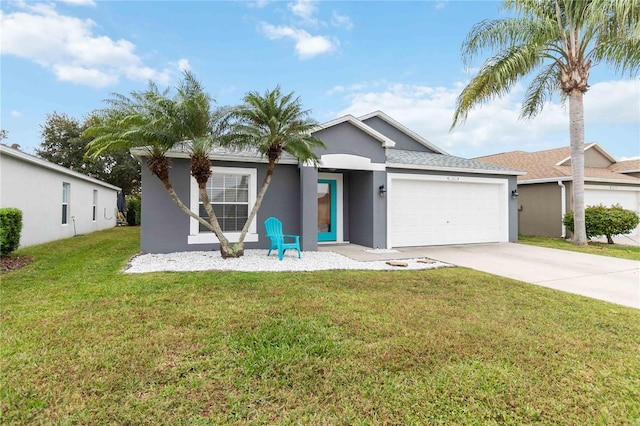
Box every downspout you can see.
[558,180,566,238]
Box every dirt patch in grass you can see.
[1,255,33,273]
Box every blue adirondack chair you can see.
[264,217,301,261]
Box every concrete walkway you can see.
[321,243,640,309]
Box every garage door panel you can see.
[584,187,640,235]
[389,177,508,247]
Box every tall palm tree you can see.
[220,86,326,256]
[84,72,235,256]
[451,0,640,245]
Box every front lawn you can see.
[518,235,640,261]
[2,227,639,424]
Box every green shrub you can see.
[126,197,141,226]
[564,204,640,244]
[0,208,23,256]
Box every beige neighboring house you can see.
[0,144,120,248]
[475,143,640,238]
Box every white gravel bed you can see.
[124,249,451,273]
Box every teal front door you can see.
[317,179,337,242]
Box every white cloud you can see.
[330,79,638,157]
[176,58,191,72]
[584,79,640,125]
[435,1,449,10]
[331,11,353,30]
[10,110,23,118]
[259,23,336,59]
[0,3,180,88]
[288,0,317,20]
[58,0,97,6]
[247,0,272,8]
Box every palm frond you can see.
[453,43,545,127]
[521,62,562,119]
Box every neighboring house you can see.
[475,143,640,238]
[0,144,120,248]
[134,111,524,254]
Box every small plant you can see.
[126,197,141,226]
[564,204,640,244]
[0,207,23,256]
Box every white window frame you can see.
[188,166,258,244]
[92,190,98,221]
[62,182,70,225]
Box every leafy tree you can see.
[85,72,238,257]
[564,204,640,244]
[85,74,324,258]
[221,87,325,254]
[0,129,8,142]
[36,112,141,196]
[451,0,640,246]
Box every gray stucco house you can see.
[134,111,523,254]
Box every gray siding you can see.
[518,182,563,238]
[348,172,374,247]
[299,166,318,251]
[313,122,386,163]
[140,158,301,253]
[362,116,436,152]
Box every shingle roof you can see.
[609,158,640,173]
[475,144,640,183]
[387,149,525,175]
[132,143,299,164]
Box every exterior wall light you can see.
[379,185,387,197]
[511,189,519,198]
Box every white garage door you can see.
[388,175,509,247]
[585,185,640,235]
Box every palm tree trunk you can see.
[569,89,587,246]
[155,176,217,233]
[236,160,277,246]
[196,183,236,258]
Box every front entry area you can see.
[317,179,337,241]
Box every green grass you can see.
[2,227,639,425]
[519,235,640,261]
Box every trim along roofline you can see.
[555,142,617,166]
[1,144,121,191]
[520,176,640,185]
[358,110,448,155]
[386,162,526,176]
[312,114,396,148]
[129,147,300,165]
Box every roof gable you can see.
[556,143,616,167]
[358,110,447,154]
[313,115,395,148]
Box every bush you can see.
[0,208,23,256]
[126,197,141,226]
[564,204,640,244]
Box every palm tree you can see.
[220,86,326,256]
[451,0,640,245]
[85,72,236,256]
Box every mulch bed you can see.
[1,255,33,273]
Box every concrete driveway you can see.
[404,243,640,309]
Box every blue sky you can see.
[2,0,639,160]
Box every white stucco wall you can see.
[0,146,120,248]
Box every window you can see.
[199,174,249,232]
[92,190,98,221]
[189,167,258,244]
[62,182,70,224]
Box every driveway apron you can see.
[402,243,640,309]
